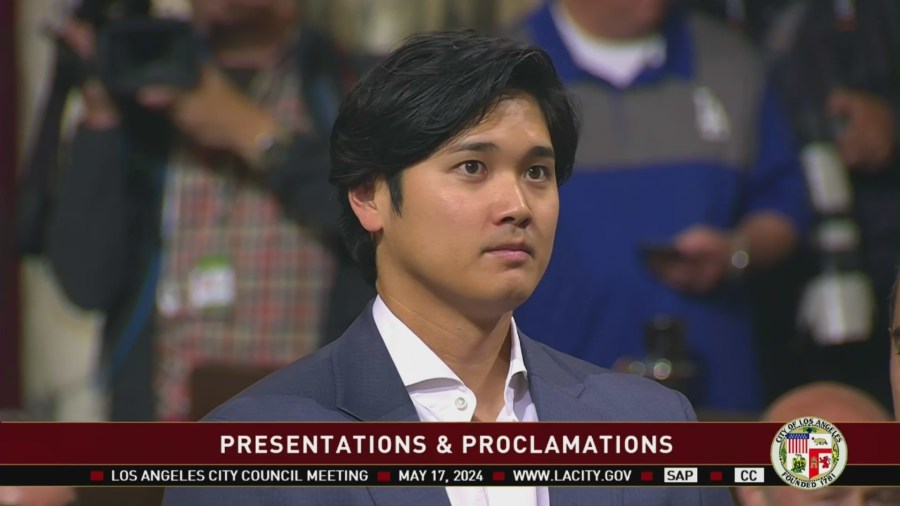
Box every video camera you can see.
[79,0,201,95]
[98,17,201,95]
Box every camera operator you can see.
[47,0,373,421]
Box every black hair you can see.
[329,29,580,283]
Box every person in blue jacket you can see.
[515,0,810,412]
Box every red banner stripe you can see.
[1,422,897,466]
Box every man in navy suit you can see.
[164,29,733,505]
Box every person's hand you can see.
[137,66,277,165]
[647,226,732,294]
[55,19,120,129]
[54,18,95,60]
[80,78,121,129]
[0,486,76,506]
[828,89,897,171]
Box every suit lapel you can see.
[521,334,622,506]
[330,309,623,506]
[331,304,420,422]
[520,333,611,422]
[330,305,452,506]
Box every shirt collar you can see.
[526,1,695,87]
[373,295,529,391]
[551,1,666,89]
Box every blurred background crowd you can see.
[0,0,897,503]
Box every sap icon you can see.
[663,468,698,483]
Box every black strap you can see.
[15,43,84,255]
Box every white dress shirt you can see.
[551,1,666,88]
[373,296,549,506]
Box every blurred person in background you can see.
[513,0,809,414]
[47,0,372,421]
[736,381,900,506]
[753,0,898,411]
[0,486,76,506]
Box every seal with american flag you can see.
[770,416,847,489]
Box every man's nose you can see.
[493,174,533,227]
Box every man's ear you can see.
[348,179,385,233]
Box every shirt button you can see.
[455,397,468,410]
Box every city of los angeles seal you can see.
[770,416,847,489]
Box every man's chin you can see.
[479,284,536,314]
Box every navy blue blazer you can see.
[163,304,733,505]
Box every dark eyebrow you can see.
[446,141,499,154]
[528,145,556,161]
[446,141,556,161]
[891,326,900,342]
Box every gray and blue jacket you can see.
[515,3,810,412]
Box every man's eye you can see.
[457,161,486,175]
[526,165,551,181]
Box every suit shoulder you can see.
[582,371,696,421]
[203,343,347,422]
[538,343,696,421]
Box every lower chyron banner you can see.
[1,465,897,487]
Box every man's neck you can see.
[377,285,513,420]
[557,1,657,42]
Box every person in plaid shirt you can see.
[48,0,372,421]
